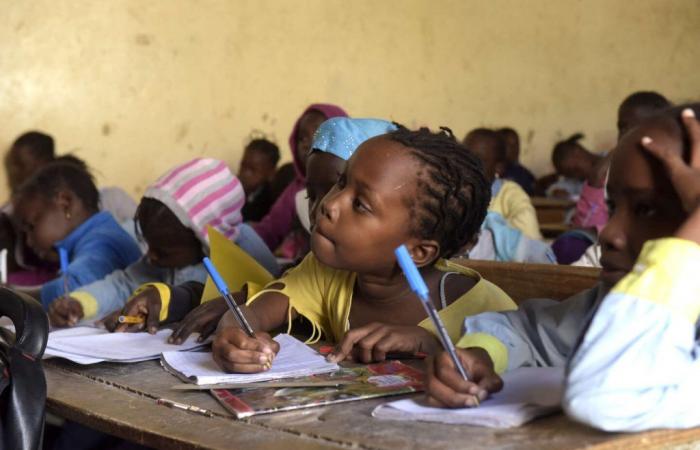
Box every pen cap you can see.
[202,257,230,296]
[58,247,69,273]
[394,245,429,302]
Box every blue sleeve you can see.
[72,258,166,319]
[564,238,700,432]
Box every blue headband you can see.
[311,117,398,161]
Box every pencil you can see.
[118,315,145,324]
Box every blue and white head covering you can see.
[310,117,398,161]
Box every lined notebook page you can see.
[162,334,339,385]
[372,367,564,428]
[47,328,203,362]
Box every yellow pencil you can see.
[118,315,145,324]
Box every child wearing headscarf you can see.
[252,104,348,256]
[48,158,279,327]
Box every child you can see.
[563,105,700,432]
[463,128,542,239]
[565,91,672,265]
[423,104,697,412]
[212,127,517,374]
[4,131,54,196]
[11,162,142,309]
[253,104,348,255]
[48,158,279,327]
[498,127,535,195]
[239,138,280,222]
[117,117,399,343]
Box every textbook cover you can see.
[211,361,424,418]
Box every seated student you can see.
[562,91,673,266]
[466,211,555,264]
[239,138,280,222]
[211,127,518,374]
[423,104,698,410]
[463,128,542,240]
[253,104,348,257]
[498,127,535,195]
[563,106,700,432]
[48,158,279,327]
[110,117,400,342]
[548,133,604,200]
[2,133,139,286]
[11,162,142,309]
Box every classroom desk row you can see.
[43,260,699,449]
[45,358,700,450]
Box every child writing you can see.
[49,158,279,327]
[563,105,700,431]
[11,162,142,309]
[463,127,542,239]
[423,104,698,411]
[111,117,400,344]
[239,138,281,222]
[212,127,517,373]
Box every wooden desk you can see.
[45,359,700,450]
[532,197,575,224]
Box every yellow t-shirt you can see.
[489,179,542,240]
[247,253,517,343]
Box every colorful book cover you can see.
[211,361,424,418]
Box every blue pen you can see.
[58,247,70,297]
[394,245,470,381]
[202,257,256,337]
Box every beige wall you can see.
[1,0,699,200]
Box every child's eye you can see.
[634,203,658,218]
[353,198,370,213]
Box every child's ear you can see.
[495,161,507,177]
[407,239,441,268]
[54,190,74,217]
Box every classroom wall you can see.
[1,0,699,200]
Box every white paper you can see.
[161,334,339,385]
[372,367,564,428]
[46,327,204,363]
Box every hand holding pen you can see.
[203,257,279,373]
[394,245,485,407]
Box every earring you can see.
[65,212,71,220]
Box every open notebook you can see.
[161,334,339,385]
[372,367,564,428]
[46,326,204,364]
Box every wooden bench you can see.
[454,258,600,303]
[532,196,576,238]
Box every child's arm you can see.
[212,290,292,373]
[564,108,700,432]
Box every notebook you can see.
[372,367,563,428]
[46,326,204,364]
[161,334,339,385]
[212,360,424,418]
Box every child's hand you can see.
[168,297,229,345]
[326,322,440,363]
[212,323,279,373]
[102,286,161,334]
[49,297,84,327]
[642,108,700,213]
[425,347,503,408]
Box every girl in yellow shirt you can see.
[213,126,516,373]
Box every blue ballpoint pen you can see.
[394,245,470,381]
[202,257,256,337]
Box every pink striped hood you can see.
[144,158,244,248]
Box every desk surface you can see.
[45,358,700,450]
